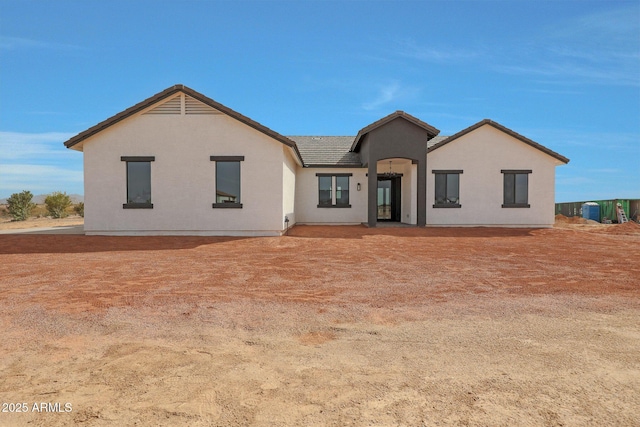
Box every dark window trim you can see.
[210,156,245,162]
[121,156,155,162]
[501,169,532,174]
[433,171,462,208]
[502,170,531,208]
[317,174,351,209]
[123,203,153,209]
[212,203,243,209]
[502,203,530,208]
[432,170,463,174]
[211,156,244,208]
[123,158,153,208]
[433,204,461,208]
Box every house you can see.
[64,85,569,236]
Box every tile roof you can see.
[62,85,568,167]
[427,135,449,149]
[287,136,362,167]
[289,135,453,167]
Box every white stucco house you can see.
[64,85,569,236]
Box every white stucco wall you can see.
[426,124,562,227]
[282,146,298,229]
[81,98,290,235]
[400,161,416,224]
[294,167,367,224]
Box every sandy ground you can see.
[0,222,638,426]
[0,216,84,230]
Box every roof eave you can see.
[351,111,440,152]
[63,84,306,165]
[304,163,364,168]
[427,119,570,164]
[63,84,185,149]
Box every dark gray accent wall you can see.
[359,118,430,227]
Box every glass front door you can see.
[377,177,401,221]
[377,179,391,220]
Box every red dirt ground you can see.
[1,225,638,313]
[0,225,638,426]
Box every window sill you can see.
[212,203,243,209]
[502,204,530,208]
[433,204,461,208]
[123,203,153,209]
[317,204,352,208]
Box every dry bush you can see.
[74,202,84,218]
[6,190,36,221]
[45,192,72,218]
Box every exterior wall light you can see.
[357,183,361,191]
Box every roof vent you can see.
[144,95,181,115]
[185,95,221,115]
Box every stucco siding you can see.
[426,125,559,227]
[282,147,297,228]
[295,167,367,224]
[83,112,286,235]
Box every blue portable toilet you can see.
[582,202,600,222]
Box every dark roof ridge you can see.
[351,110,440,152]
[427,119,569,164]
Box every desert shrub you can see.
[74,202,84,218]
[32,205,48,218]
[45,192,72,218]
[6,190,36,221]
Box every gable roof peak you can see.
[351,110,440,152]
[428,118,569,164]
[63,84,304,164]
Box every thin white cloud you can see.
[521,128,639,152]
[0,164,82,179]
[361,81,424,112]
[0,131,78,160]
[0,164,83,196]
[496,59,639,87]
[0,36,81,51]
[556,175,597,186]
[587,168,622,174]
[395,39,481,64]
[362,82,401,111]
[0,132,83,198]
[495,5,640,86]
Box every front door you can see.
[377,176,401,221]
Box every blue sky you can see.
[1,0,638,202]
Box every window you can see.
[502,170,531,208]
[121,156,154,208]
[211,156,244,208]
[317,173,351,208]
[318,176,332,207]
[433,170,462,208]
[336,176,350,207]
